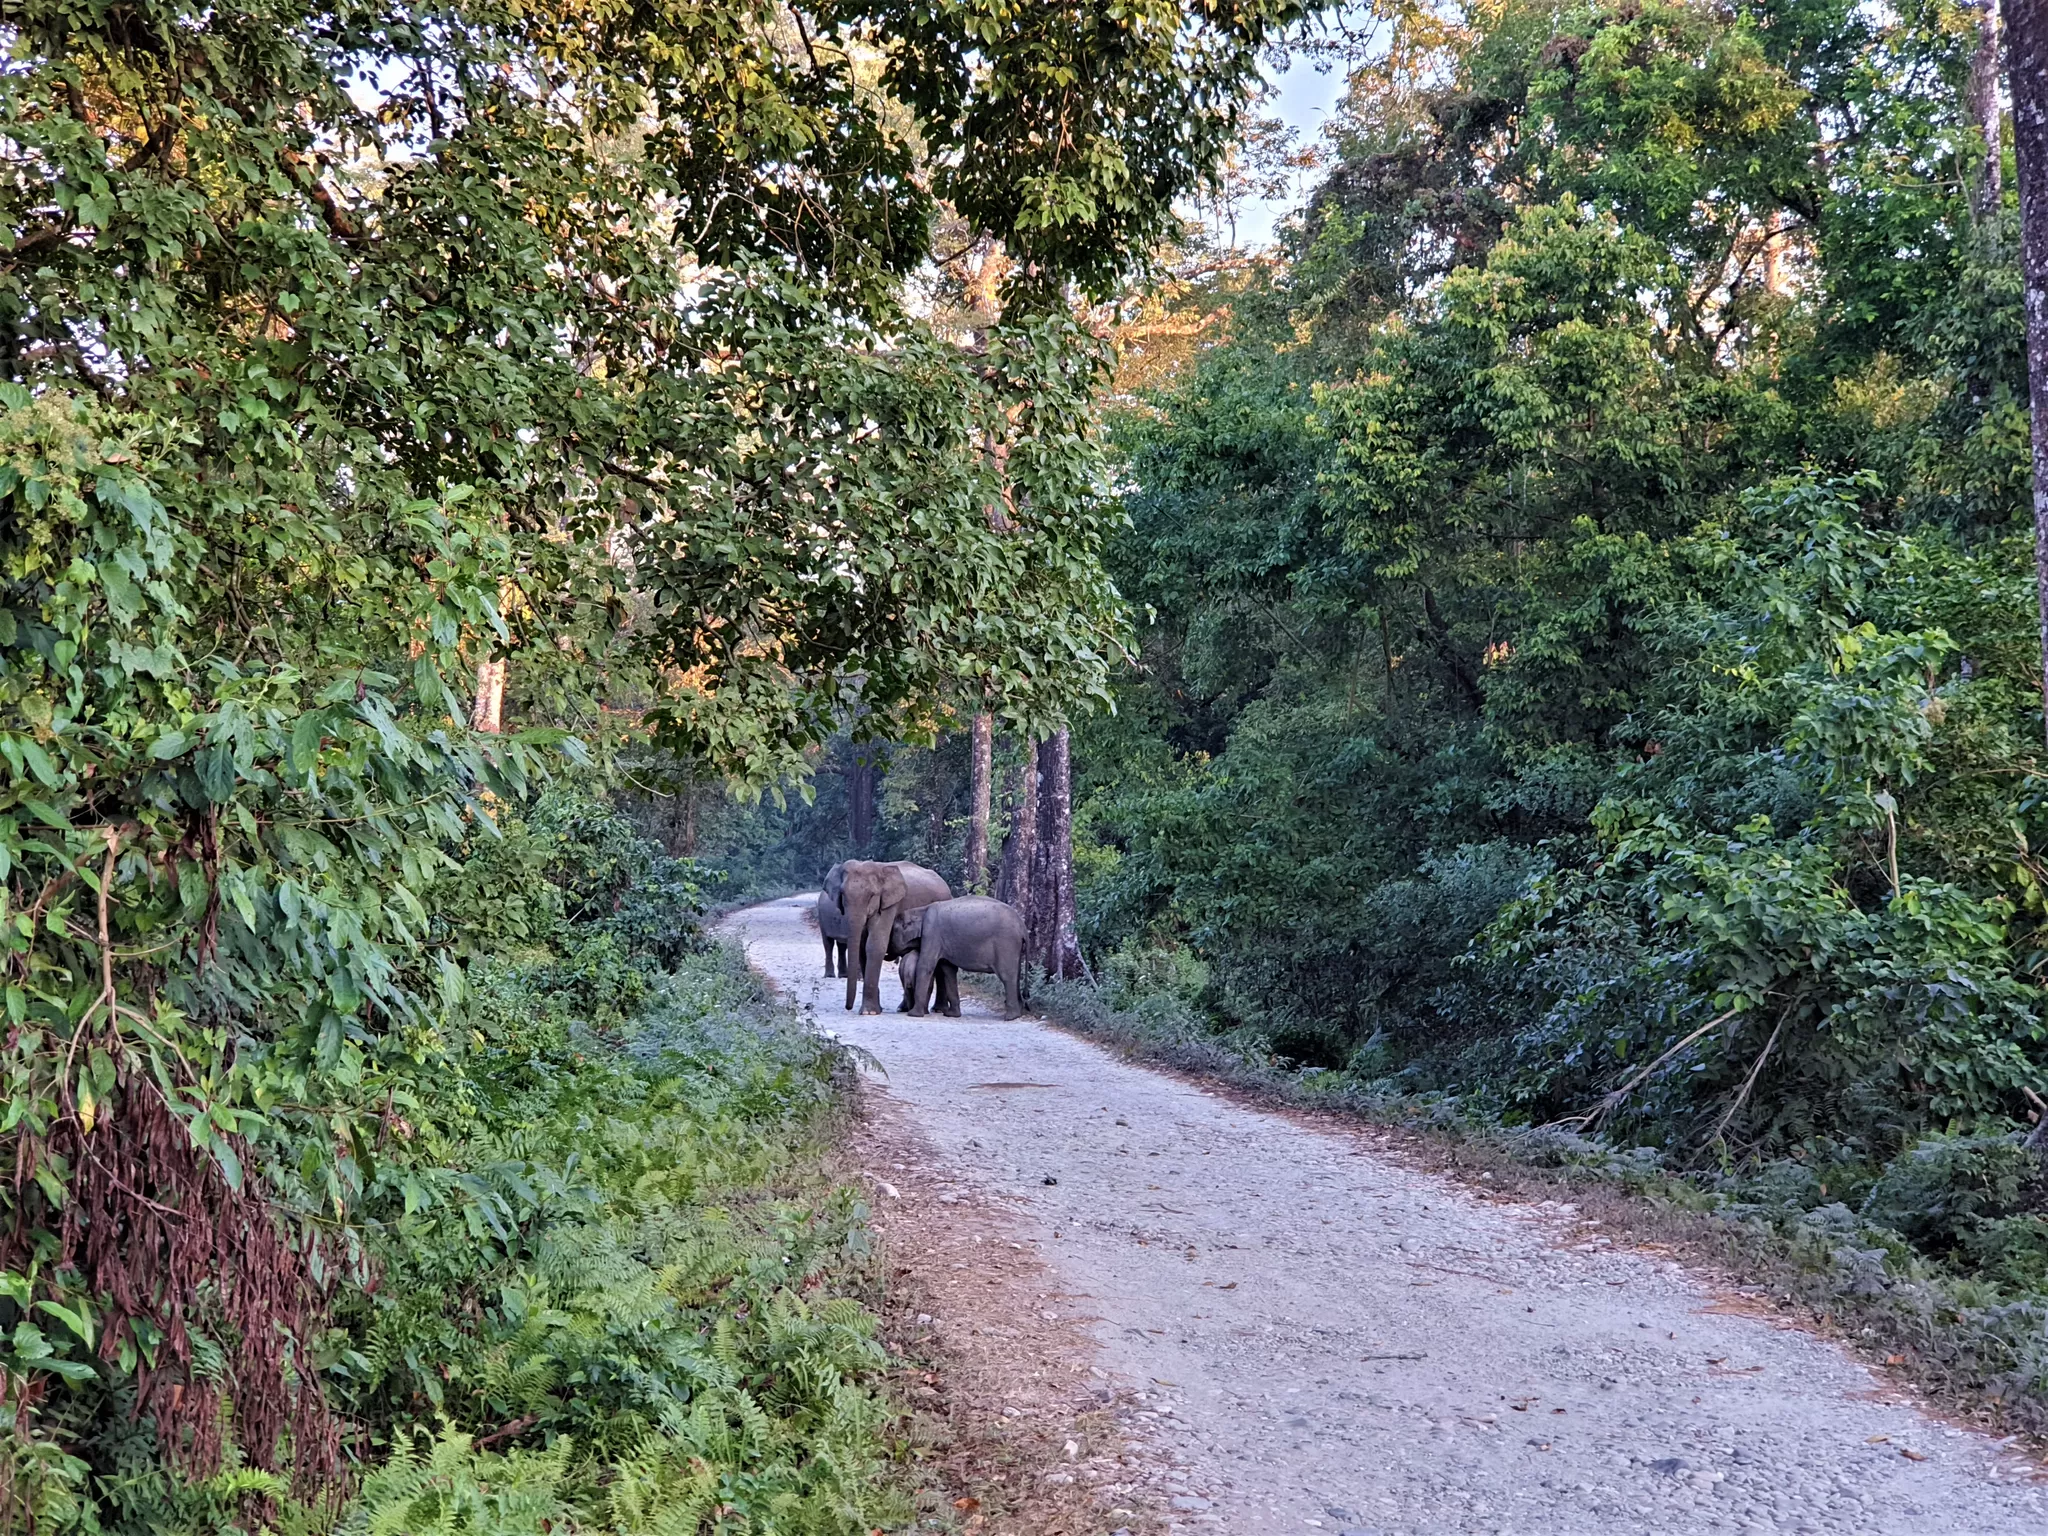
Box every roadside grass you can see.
[1027,969,2048,1444]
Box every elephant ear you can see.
[875,864,907,907]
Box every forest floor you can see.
[720,895,2048,1536]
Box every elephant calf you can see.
[892,949,959,1015]
[889,895,1027,1020]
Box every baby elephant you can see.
[890,895,1027,1020]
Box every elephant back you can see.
[891,861,951,911]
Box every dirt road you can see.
[722,894,2046,1536]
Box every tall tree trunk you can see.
[1025,729,1083,981]
[470,657,505,732]
[996,741,1036,918]
[848,750,878,853]
[966,242,1011,342]
[2009,0,2048,745]
[964,710,994,893]
[1972,0,2006,229]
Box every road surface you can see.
[721,893,2046,1536]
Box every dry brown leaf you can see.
[952,1496,980,1513]
[1900,1448,1928,1462]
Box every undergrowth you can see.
[319,797,908,1536]
[324,943,906,1536]
[22,788,909,1535]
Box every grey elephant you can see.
[890,931,959,1015]
[836,859,952,1013]
[889,895,1027,1019]
[816,862,851,978]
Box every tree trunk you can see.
[471,565,517,733]
[1972,0,2006,229]
[1025,728,1083,981]
[848,750,878,853]
[470,657,505,733]
[964,711,994,893]
[996,741,1036,918]
[2009,0,2048,745]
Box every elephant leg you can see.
[892,946,917,1015]
[1000,952,1023,1019]
[861,909,897,1014]
[938,960,961,1018]
[908,949,934,1016]
[822,933,836,978]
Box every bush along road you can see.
[726,894,2048,1536]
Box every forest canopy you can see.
[1078,0,2047,1158]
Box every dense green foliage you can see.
[8,785,908,1532]
[1067,0,2048,1313]
[323,805,899,1536]
[22,0,2048,1503]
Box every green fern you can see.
[321,940,913,1536]
[345,1432,573,1536]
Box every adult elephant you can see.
[816,862,851,978]
[838,860,951,1013]
[889,895,1026,1019]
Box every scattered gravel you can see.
[724,895,2048,1535]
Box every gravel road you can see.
[722,894,2047,1536]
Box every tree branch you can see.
[277,148,359,242]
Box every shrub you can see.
[1860,1135,2047,1254]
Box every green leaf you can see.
[35,1358,101,1385]
[13,738,59,788]
[289,710,325,777]
[35,1299,93,1348]
[31,1164,65,1210]
[209,1133,244,1193]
